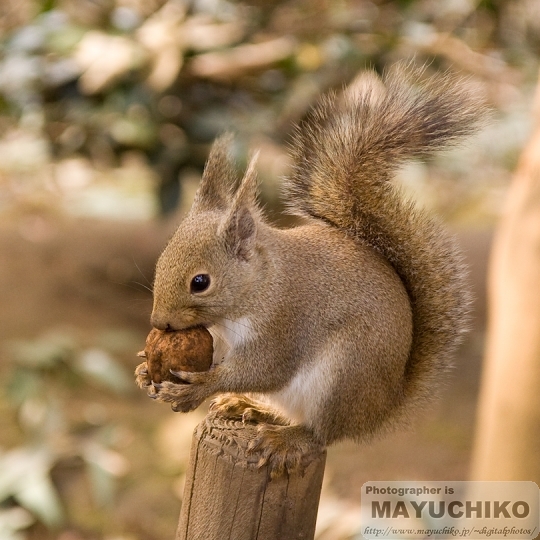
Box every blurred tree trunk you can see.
[471,75,540,481]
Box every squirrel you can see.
[136,63,486,476]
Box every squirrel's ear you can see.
[221,152,260,260]
[191,133,237,213]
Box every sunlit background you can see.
[0,0,539,539]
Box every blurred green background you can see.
[0,0,538,539]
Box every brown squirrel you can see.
[136,64,486,476]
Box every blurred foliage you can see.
[0,0,538,222]
[0,329,133,539]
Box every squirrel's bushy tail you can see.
[285,64,486,420]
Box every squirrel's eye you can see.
[190,274,211,293]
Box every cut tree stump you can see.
[176,415,327,540]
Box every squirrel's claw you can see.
[247,424,324,478]
[134,361,151,390]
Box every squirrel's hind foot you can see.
[247,424,324,478]
[209,393,289,426]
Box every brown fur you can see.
[147,64,486,476]
[284,63,487,429]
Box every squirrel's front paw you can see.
[152,368,219,413]
[247,424,324,478]
[134,361,151,389]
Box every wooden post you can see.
[471,71,540,481]
[176,416,326,540]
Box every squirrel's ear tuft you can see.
[233,151,259,208]
[220,152,260,260]
[191,133,237,213]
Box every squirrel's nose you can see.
[150,313,176,332]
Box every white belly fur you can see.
[260,352,333,426]
[208,316,253,365]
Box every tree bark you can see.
[471,77,540,481]
[176,416,326,540]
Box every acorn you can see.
[137,326,214,384]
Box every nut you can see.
[138,326,213,384]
